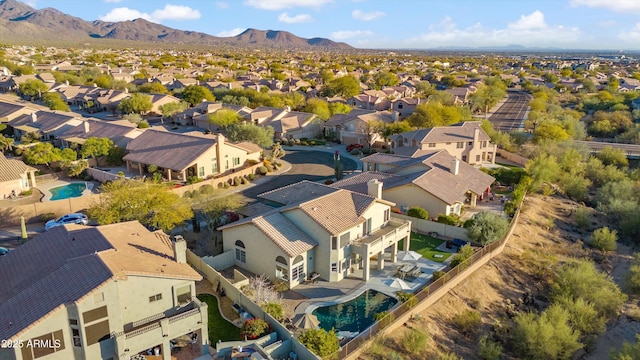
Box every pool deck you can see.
[39,180,98,202]
[292,256,448,317]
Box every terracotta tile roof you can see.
[0,153,35,182]
[296,190,375,235]
[258,180,337,205]
[0,221,200,340]
[252,212,317,257]
[0,101,29,119]
[394,121,490,144]
[331,171,413,194]
[123,130,216,171]
[8,110,79,133]
[59,119,138,147]
[237,202,276,217]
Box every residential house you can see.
[188,102,253,128]
[0,100,34,123]
[147,93,182,116]
[59,119,143,149]
[0,152,37,199]
[390,121,497,164]
[0,221,208,360]
[446,87,474,104]
[8,110,83,144]
[347,94,389,111]
[325,109,396,145]
[219,180,411,287]
[249,106,322,140]
[334,150,495,217]
[123,131,261,181]
[389,97,423,119]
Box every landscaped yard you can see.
[196,294,243,344]
[398,232,452,263]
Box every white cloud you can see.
[278,12,313,23]
[216,28,246,37]
[598,20,617,28]
[330,30,374,40]
[150,4,201,21]
[619,23,640,41]
[104,0,125,3]
[352,9,384,21]
[99,4,200,22]
[216,2,229,9]
[23,0,38,7]
[243,0,333,10]
[406,11,580,48]
[570,0,640,12]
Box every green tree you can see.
[553,296,606,336]
[42,92,70,111]
[23,142,62,168]
[0,136,14,152]
[373,71,400,89]
[382,121,412,138]
[19,79,48,99]
[407,102,467,128]
[611,335,640,360]
[191,192,245,229]
[262,302,284,321]
[118,93,152,114]
[181,85,215,106]
[87,179,193,232]
[304,98,331,120]
[533,122,570,142]
[478,335,502,360]
[298,328,339,357]
[450,244,474,268]
[588,227,617,252]
[407,206,429,219]
[138,82,169,94]
[526,153,561,192]
[80,137,113,165]
[466,212,510,245]
[324,75,360,98]
[65,159,89,178]
[329,102,352,116]
[207,109,242,129]
[511,305,582,360]
[159,101,189,120]
[226,123,274,148]
[596,146,629,168]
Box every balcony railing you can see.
[113,298,203,339]
[352,219,410,249]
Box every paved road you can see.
[575,140,640,158]
[489,91,532,132]
[240,150,357,199]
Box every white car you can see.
[45,213,89,230]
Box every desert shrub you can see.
[298,328,339,357]
[407,206,429,220]
[137,120,150,128]
[199,184,214,195]
[265,164,274,172]
[574,207,591,229]
[187,176,203,184]
[611,335,640,360]
[396,292,417,308]
[627,253,640,294]
[217,182,224,188]
[466,212,510,245]
[272,279,289,293]
[233,176,241,186]
[40,213,56,222]
[288,139,295,146]
[223,182,230,189]
[450,244,474,269]
[309,140,315,146]
[478,335,503,360]
[247,159,259,166]
[240,177,247,184]
[241,318,269,339]
[182,190,192,198]
[294,139,301,145]
[257,166,268,175]
[375,311,395,329]
[451,309,481,335]
[432,270,449,282]
[588,226,617,252]
[437,214,461,226]
[554,296,605,336]
[401,328,428,355]
[262,302,284,321]
[247,173,255,180]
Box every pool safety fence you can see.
[332,193,526,360]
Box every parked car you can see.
[346,143,364,152]
[0,247,12,256]
[45,213,89,230]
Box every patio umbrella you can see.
[294,313,320,329]
[386,278,412,290]
[397,250,422,261]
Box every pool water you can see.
[312,289,398,332]
[50,183,86,200]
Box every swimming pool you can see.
[311,289,398,333]
[49,183,87,201]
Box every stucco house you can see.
[8,110,83,144]
[390,121,497,164]
[0,221,208,360]
[249,106,322,140]
[333,150,495,217]
[58,119,143,149]
[123,131,261,181]
[325,109,397,146]
[218,181,412,288]
[0,100,34,123]
[0,152,37,199]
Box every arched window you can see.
[291,255,304,282]
[235,240,246,263]
[276,256,288,280]
[276,256,287,265]
[293,255,304,264]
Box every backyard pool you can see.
[312,289,398,333]
[49,183,87,201]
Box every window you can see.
[340,232,350,248]
[176,285,191,304]
[331,262,338,272]
[235,240,246,263]
[362,218,372,236]
[398,103,403,109]
[482,141,487,148]
[384,208,390,222]
[462,155,467,162]
[476,155,481,162]
[72,328,81,347]
[468,141,473,146]
[428,143,436,148]
[226,160,229,170]
[82,306,108,323]
[212,158,217,173]
[446,142,451,145]
[233,157,240,166]
[276,265,288,280]
[331,236,338,250]
[199,167,204,177]
[456,142,463,148]
[149,293,162,302]
[292,263,304,280]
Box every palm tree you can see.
[0,136,14,152]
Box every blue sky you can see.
[23,0,640,50]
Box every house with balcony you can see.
[390,121,496,164]
[123,131,261,181]
[333,150,495,217]
[218,181,411,287]
[0,221,208,360]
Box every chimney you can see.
[216,133,225,146]
[83,121,90,133]
[173,235,187,264]
[473,127,480,143]
[367,179,383,199]
[451,158,460,176]
[31,113,37,123]
[228,82,232,89]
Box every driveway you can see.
[240,150,357,199]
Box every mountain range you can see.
[0,0,352,50]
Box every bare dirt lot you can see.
[359,194,638,359]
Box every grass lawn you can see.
[397,232,452,263]
[196,293,243,344]
[496,162,524,170]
